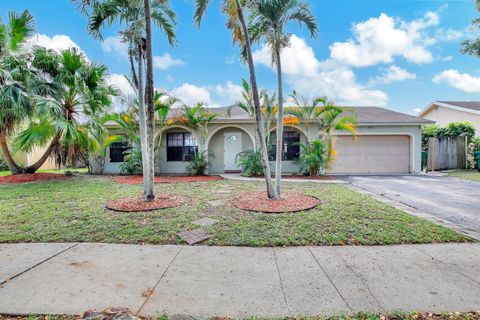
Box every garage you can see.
[329,135,411,174]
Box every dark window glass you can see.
[109,140,131,163]
[269,131,300,161]
[167,132,197,161]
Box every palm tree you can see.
[173,103,217,150]
[0,10,36,173]
[13,47,117,171]
[248,0,318,197]
[195,0,277,199]
[76,0,177,201]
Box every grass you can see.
[448,169,480,182]
[0,168,88,176]
[0,174,470,246]
[1,312,479,320]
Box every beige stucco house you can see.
[418,101,480,135]
[104,106,431,175]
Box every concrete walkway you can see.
[1,243,480,318]
[221,173,346,184]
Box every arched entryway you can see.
[206,126,255,173]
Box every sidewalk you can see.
[1,243,480,318]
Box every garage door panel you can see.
[328,135,410,174]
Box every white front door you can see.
[224,132,242,171]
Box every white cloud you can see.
[369,65,416,85]
[442,56,453,62]
[153,53,185,70]
[434,28,467,42]
[411,108,423,115]
[253,35,388,106]
[101,36,128,58]
[329,11,438,67]
[26,34,82,52]
[171,83,211,106]
[106,73,136,112]
[215,81,243,102]
[433,69,480,93]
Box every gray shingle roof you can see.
[201,106,432,124]
[437,101,480,112]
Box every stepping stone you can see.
[216,190,231,194]
[176,229,210,245]
[192,217,219,227]
[207,200,225,207]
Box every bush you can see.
[0,155,8,171]
[188,150,213,175]
[120,148,143,175]
[471,137,480,152]
[236,149,264,177]
[298,139,329,176]
[422,122,476,149]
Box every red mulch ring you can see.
[105,195,187,212]
[0,173,69,185]
[231,191,321,213]
[113,175,223,185]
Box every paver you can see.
[176,229,210,245]
[206,200,224,207]
[0,243,76,284]
[139,246,287,318]
[191,218,219,227]
[0,243,181,315]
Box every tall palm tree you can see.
[0,10,36,173]
[249,0,317,197]
[195,0,277,198]
[76,0,177,201]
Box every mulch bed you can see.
[113,175,223,185]
[231,191,321,213]
[283,175,335,180]
[105,195,187,212]
[0,173,69,185]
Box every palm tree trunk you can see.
[129,52,139,89]
[25,131,62,173]
[143,0,156,201]
[137,45,149,197]
[234,0,277,199]
[274,47,284,197]
[0,131,21,174]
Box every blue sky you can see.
[3,0,480,114]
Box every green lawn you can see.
[0,168,88,176]
[448,169,480,182]
[0,174,470,246]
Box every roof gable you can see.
[419,101,480,117]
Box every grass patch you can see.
[448,169,480,182]
[0,175,471,246]
[0,168,88,176]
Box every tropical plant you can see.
[77,0,177,200]
[195,0,277,198]
[461,0,480,57]
[188,150,213,175]
[0,10,37,173]
[120,147,143,175]
[422,122,476,149]
[248,0,318,197]
[298,139,329,176]
[172,103,217,150]
[236,149,264,177]
[317,104,357,161]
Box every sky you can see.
[3,0,480,115]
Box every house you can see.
[418,101,480,135]
[104,106,432,175]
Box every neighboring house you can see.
[418,101,480,135]
[104,106,432,175]
[8,146,57,171]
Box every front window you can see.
[109,140,131,163]
[269,131,300,161]
[167,132,197,161]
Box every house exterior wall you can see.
[103,122,423,175]
[422,105,480,135]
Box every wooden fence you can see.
[427,136,467,171]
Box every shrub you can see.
[298,139,329,176]
[120,148,143,175]
[0,155,8,171]
[188,150,213,175]
[236,149,264,177]
[422,122,476,149]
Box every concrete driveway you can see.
[345,175,480,240]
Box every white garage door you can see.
[328,135,410,174]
